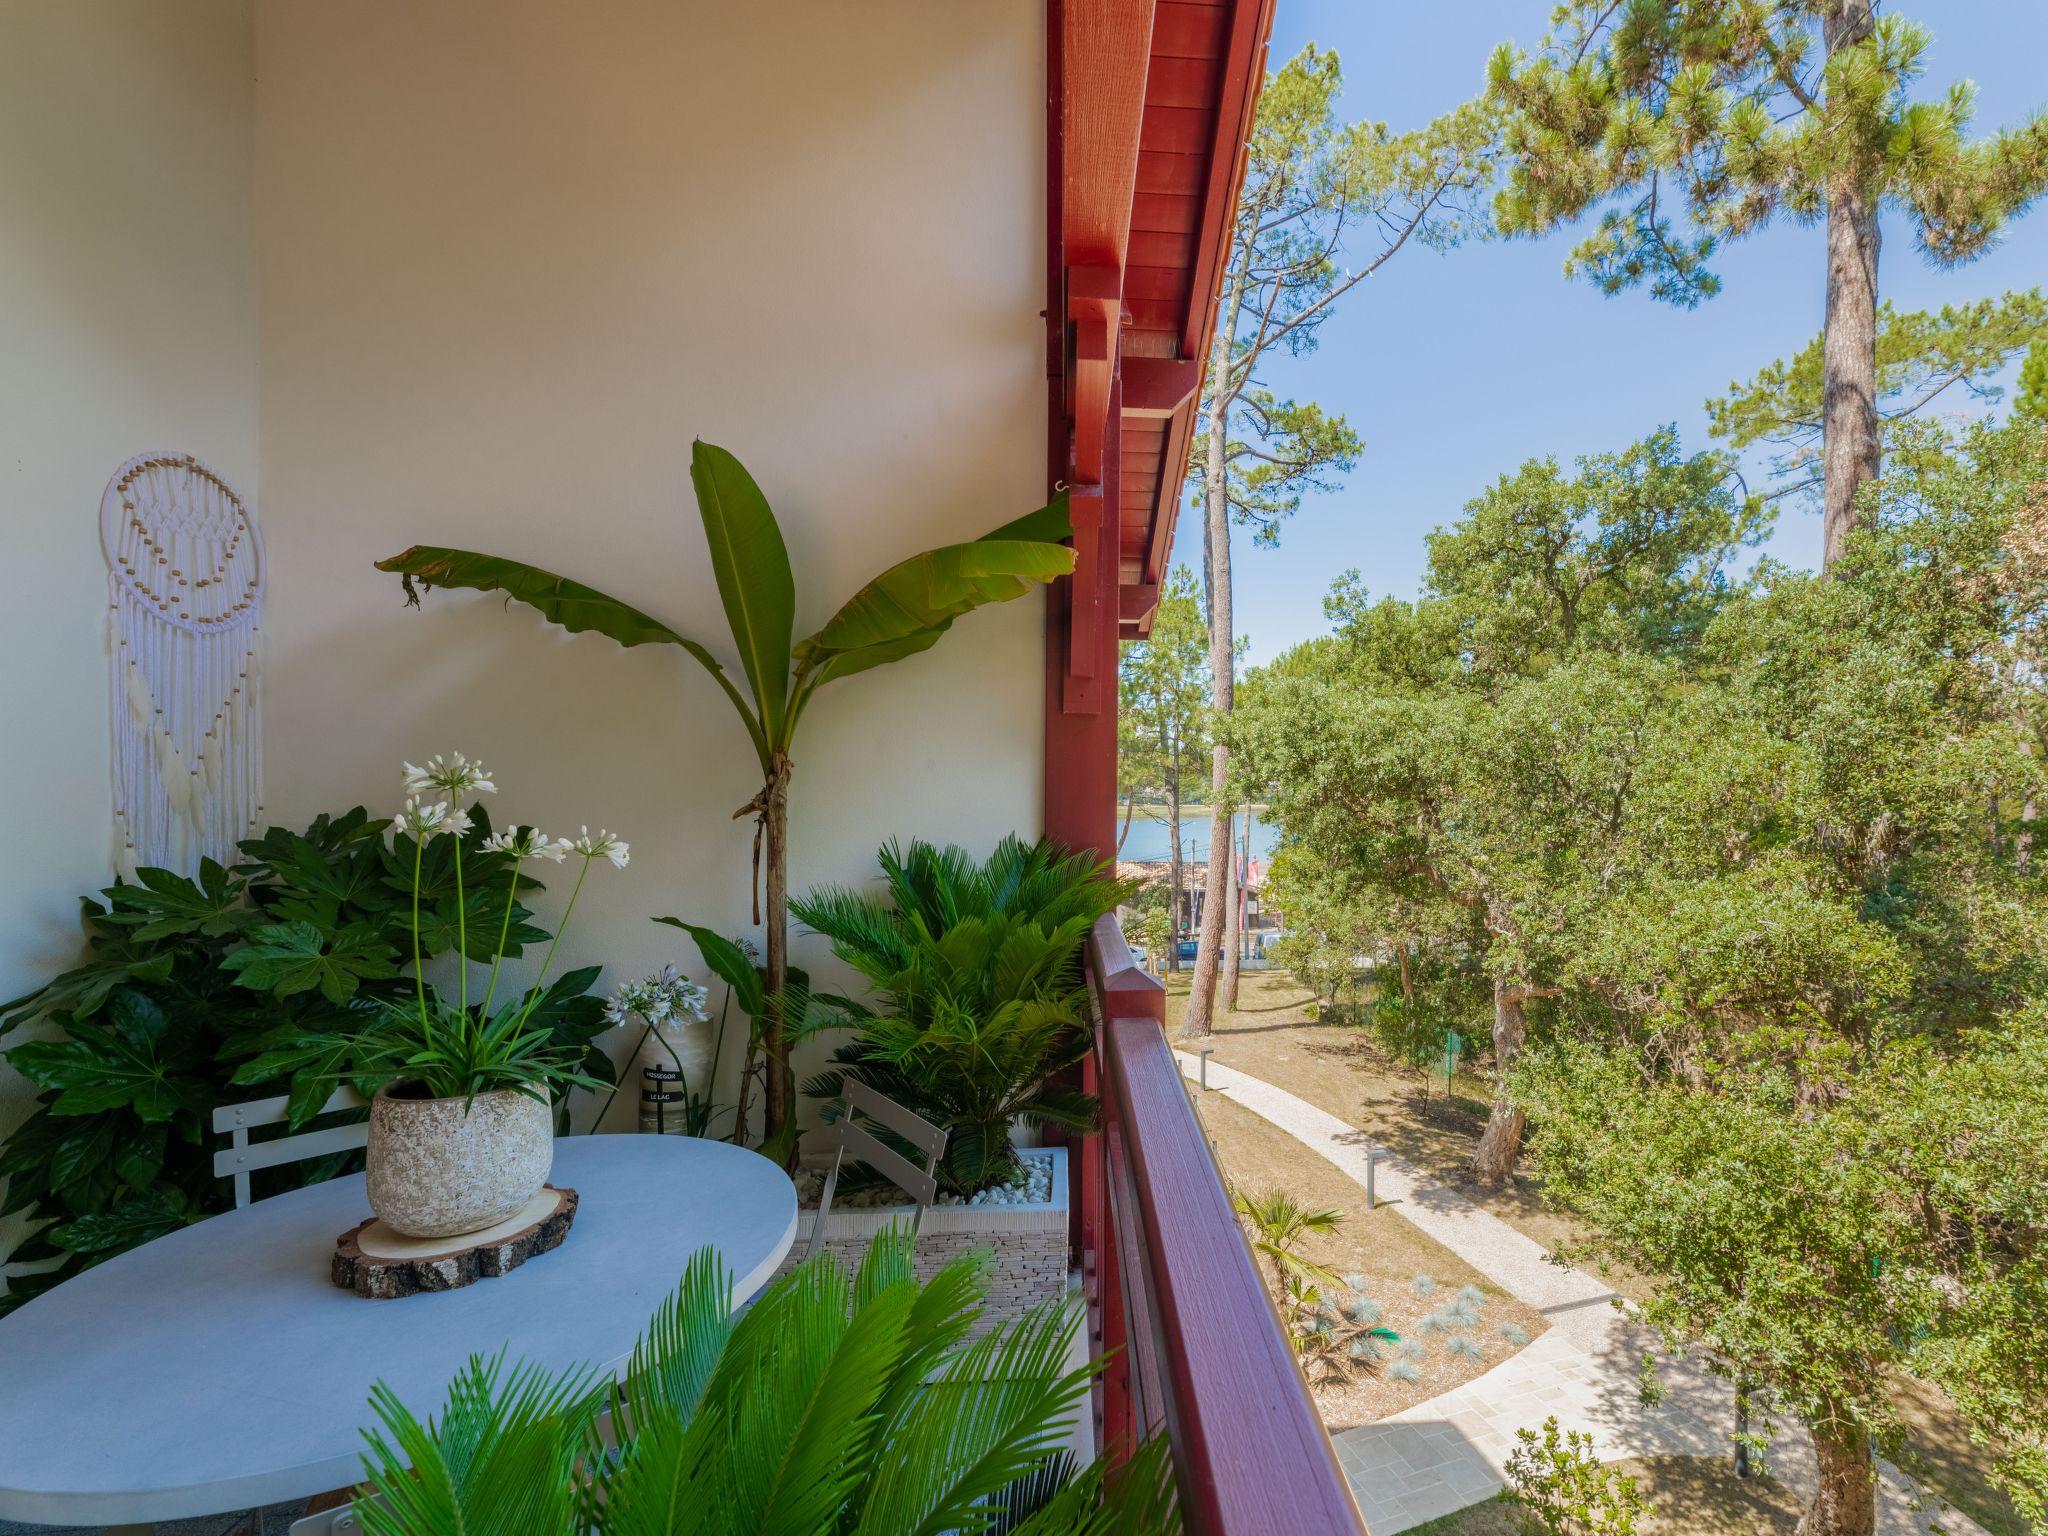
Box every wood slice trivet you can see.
[332,1185,578,1299]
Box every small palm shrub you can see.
[795,837,1132,1194]
[356,1229,1179,1536]
[1234,1190,1399,1386]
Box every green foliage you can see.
[234,990,611,1109]
[1708,290,2048,498]
[1119,567,1210,817]
[2020,337,2048,425]
[1515,1024,2048,1526]
[0,808,598,1311]
[377,448,1073,783]
[377,442,1075,1150]
[1422,427,1765,679]
[1490,5,2048,306]
[1504,1417,1651,1536]
[794,837,1132,1194]
[354,1230,1182,1536]
[1238,411,2048,1526]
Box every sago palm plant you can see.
[792,838,1133,1194]
[354,1230,1179,1536]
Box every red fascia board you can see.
[1125,0,1276,637]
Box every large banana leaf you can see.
[690,441,796,750]
[798,538,1074,664]
[980,492,1074,547]
[796,494,1073,666]
[373,545,770,770]
[375,547,686,646]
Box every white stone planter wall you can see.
[772,1147,1069,1335]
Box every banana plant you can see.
[376,442,1072,1159]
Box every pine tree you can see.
[1181,47,1498,1039]
[1489,1,2048,567]
[2019,334,2048,426]
[1118,568,1209,970]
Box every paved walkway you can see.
[1175,1049,1985,1536]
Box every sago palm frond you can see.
[355,1234,1181,1536]
[847,1292,1096,1536]
[358,1351,598,1536]
[612,1243,734,1436]
[1005,1438,1182,1536]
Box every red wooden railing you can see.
[1079,915,1366,1535]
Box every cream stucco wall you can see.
[1,0,1047,1289]
[252,0,1049,1127]
[0,1,258,1239]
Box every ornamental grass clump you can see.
[794,835,1133,1195]
[234,754,628,1116]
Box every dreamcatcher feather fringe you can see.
[103,453,264,877]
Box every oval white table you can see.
[0,1135,797,1529]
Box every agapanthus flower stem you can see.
[452,825,469,1016]
[515,855,591,1031]
[480,852,525,1017]
[410,835,429,1034]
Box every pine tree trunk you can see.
[1220,810,1242,1010]
[1184,250,1246,1040]
[1468,978,1528,1184]
[759,754,795,1164]
[1184,491,1235,1039]
[1167,779,1184,973]
[1798,1424,1877,1536]
[1821,0,1882,571]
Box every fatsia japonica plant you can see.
[792,836,1133,1195]
[376,442,1073,1162]
[0,803,609,1313]
[353,1229,1180,1536]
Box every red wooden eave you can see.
[1044,0,1276,865]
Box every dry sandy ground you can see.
[1193,1079,1548,1429]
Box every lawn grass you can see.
[1404,1456,1804,1536]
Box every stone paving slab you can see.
[1175,1050,1988,1536]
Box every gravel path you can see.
[1176,1049,1988,1536]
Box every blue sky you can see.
[1177,1,2048,666]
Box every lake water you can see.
[1118,812,1280,865]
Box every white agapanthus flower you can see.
[403,752,496,798]
[571,826,630,869]
[392,797,452,836]
[481,825,566,861]
[606,963,710,1030]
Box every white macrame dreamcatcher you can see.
[101,452,265,876]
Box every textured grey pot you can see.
[365,1084,554,1239]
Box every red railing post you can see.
[1083,914,1365,1536]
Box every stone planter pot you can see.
[365,1083,554,1239]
